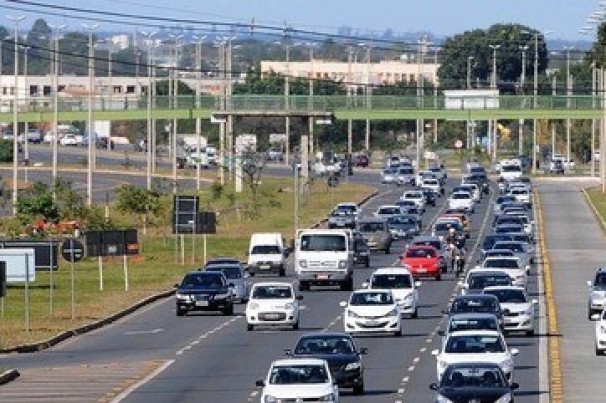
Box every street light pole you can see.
[141,31,156,191]
[532,33,539,174]
[489,44,500,160]
[23,45,29,184]
[8,15,25,215]
[519,45,528,156]
[564,46,574,167]
[83,23,99,206]
[284,41,291,166]
[172,35,183,195]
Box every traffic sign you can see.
[455,139,463,149]
[62,239,84,263]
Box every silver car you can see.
[382,167,398,184]
[357,219,393,254]
[205,263,252,303]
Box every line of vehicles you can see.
[171,157,539,402]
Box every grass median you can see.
[586,187,606,230]
[0,176,375,349]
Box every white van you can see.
[247,233,286,276]
[295,229,354,291]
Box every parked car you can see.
[256,358,339,403]
[246,282,302,331]
[286,332,367,394]
[175,271,234,316]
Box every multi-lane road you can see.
[0,176,549,402]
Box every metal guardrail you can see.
[4,94,604,114]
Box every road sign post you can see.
[62,239,84,320]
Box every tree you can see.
[115,185,161,233]
[16,182,59,222]
[26,19,52,75]
[0,139,13,162]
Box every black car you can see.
[421,187,437,207]
[430,362,519,402]
[175,271,234,316]
[446,294,504,329]
[353,233,370,268]
[464,173,490,195]
[463,271,513,294]
[286,332,367,394]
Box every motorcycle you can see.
[448,243,466,275]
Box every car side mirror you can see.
[511,382,520,390]
[429,383,438,391]
[359,347,368,355]
[510,348,520,356]
[339,301,348,308]
[296,295,303,300]
[591,313,601,321]
[255,380,265,387]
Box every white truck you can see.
[247,233,287,276]
[295,229,354,291]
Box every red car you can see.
[400,245,441,280]
[354,154,369,167]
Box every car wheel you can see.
[279,268,286,277]
[412,308,418,319]
[293,321,299,330]
[299,281,309,292]
[526,329,535,337]
[393,326,403,337]
[365,259,370,268]
[353,383,365,395]
[340,278,354,291]
[223,304,234,316]
[596,346,602,356]
[247,324,254,331]
[436,273,442,281]
[385,244,391,254]
[588,311,594,320]
[176,308,186,317]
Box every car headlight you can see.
[438,359,448,369]
[436,395,454,403]
[319,393,336,401]
[263,395,277,403]
[403,294,413,302]
[501,358,514,372]
[495,392,512,403]
[284,302,295,310]
[338,260,347,269]
[248,302,260,310]
[384,308,398,317]
[344,362,361,371]
[299,260,307,268]
[525,307,535,316]
[176,293,191,301]
[347,309,359,318]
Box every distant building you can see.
[260,59,440,90]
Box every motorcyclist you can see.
[446,228,466,274]
[445,227,458,246]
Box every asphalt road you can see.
[536,179,606,402]
[0,177,546,403]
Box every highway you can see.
[0,176,547,402]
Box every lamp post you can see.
[489,44,500,160]
[194,34,206,191]
[284,39,291,166]
[141,30,156,191]
[564,45,574,167]
[83,23,99,206]
[466,56,474,89]
[49,23,65,197]
[308,42,317,156]
[7,15,25,215]
[518,45,528,156]
[170,34,183,194]
[22,45,30,184]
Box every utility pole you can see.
[284,40,291,166]
[172,35,182,194]
[532,33,539,174]
[564,46,574,167]
[194,35,205,191]
[22,45,29,184]
[519,45,528,156]
[141,30,156,190]
[489,44,500,160]
[83,23,99,206]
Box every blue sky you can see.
[5,0,601,41]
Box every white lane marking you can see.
[413,357,420,363]
[111,359,175,402]
[124,328,164,336]
[407,366,415,372]
[176,316,242,356]
[420,347,427,353]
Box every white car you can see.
[592,309,606,355]
[256,358,339,403]
[374,205,402,220]
[59,134,83,146]
[492,241,532,274]
[421,178,443,196]
[482,286,537,336]
[499,164,523,181]
[246,282,302,331]
[432,330,519,381]
[401,190,426,212]
[508,188,531,206]
[480,257,527,288]
[448,191,474,213]
[460,183,480,202]
[363,267,421,318]
[340,289,402,336]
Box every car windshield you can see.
[406,248,436,258]
[412,240,441,251]
[484,259,519,269]
[269,364,329,385]
[180,273,224,288]
[495,225,524,234]
[359,222,385,232]
[441,366,507,388]
[396,200,416,207]
[445,335,505,353]
[434,222,462,232]
[405,193,422,199]
[384,168,397,175]
[595,273,606,286]
[205,266,241,279]
[252,285,293,299]
[398,168,413,174]
[387,216,416,225]
[452,193,470,200]
[377,207,400,215]
[484,289,527,303]
[251,245,281,254]
[468,274,512,289]
[451,298,499,313]
[495,217,522,226]
[496,196,516,205]
[294,336,355,355]
[502,165,522,173]
[350,291,394,305]
[448,317,499,332]
[484,250,514,259]
[493,242,524,253]
[337,205,356,213]
[371,274,412,289]
[300,235,346,252]
[482,235,513,250]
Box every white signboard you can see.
[0,248,36,283]
[444,89,500,110]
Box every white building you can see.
[260,59,440,89]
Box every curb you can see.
[581,187,606,235]
[533,189,563,402]
[311,189,379,229]
[0,289,175,355]
[0,369,20,385]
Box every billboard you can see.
[444,90,499,110]
[0,248,36,283]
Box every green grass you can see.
[586,187,606,232]
[0,177,375,348]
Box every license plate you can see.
[265,314,280,320]
[365,320,380,326]
[196,301,209,307]
[260,265,270,270]
[317,274,329,280]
